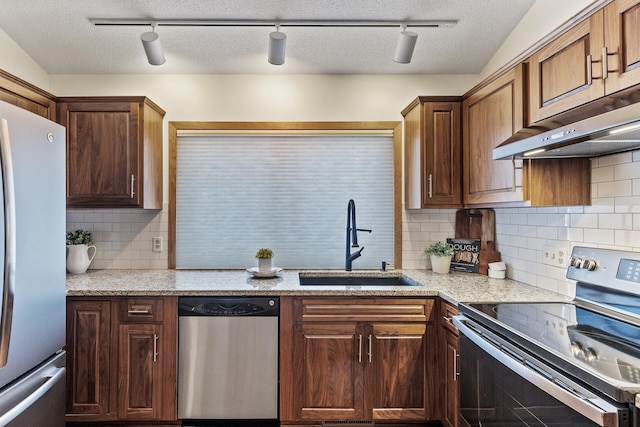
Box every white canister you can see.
[488,261,506,279]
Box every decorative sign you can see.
[447,238,481,273]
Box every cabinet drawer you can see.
[440,301,458,335]
[296,298,434,323]
[118,298,164,323]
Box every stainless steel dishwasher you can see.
[178,296,279,426]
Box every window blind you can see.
[176,133,394,269]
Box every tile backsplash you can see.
[66,203,169,270]
[68,149,639,291]
[403,149,640,297]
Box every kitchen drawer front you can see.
[440,301,459,335]
[118,298,164,323]
[295,297,434,323]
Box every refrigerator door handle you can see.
[0,366,65,426]
[0,119,17,368]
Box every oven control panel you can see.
[568,246,640,293]
[617,258,640,284]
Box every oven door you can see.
[453,315,630,427]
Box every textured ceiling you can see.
[0,0,535,75]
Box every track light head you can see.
[393,27,418,64]
[268,26,286,65]
[141,25,166,66]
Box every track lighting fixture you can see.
[140,24,166,66]
[93,19,456,66]
[268,25,287,65]
[393,25,418,64]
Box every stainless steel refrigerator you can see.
[0,101,66,426]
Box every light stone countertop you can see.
[66,269,571,305]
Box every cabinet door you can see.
[367,323,428,421]
[443,329,459,427]
[529,11,605,123]
[463,65,526,205]
[66,300,113,419]
[604,0,640,93]
[404,99,462,209]
[293,323,364,420]
[60,101,140,207]
[424,102,462,207]
[117,323,162,420]
[116,297,177,421]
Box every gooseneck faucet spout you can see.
[345,199,372,271]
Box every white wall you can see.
[0,28,50,91]
[481,0,595,78]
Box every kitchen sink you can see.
[298,274,418,286]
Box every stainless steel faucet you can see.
[345,199,372,271]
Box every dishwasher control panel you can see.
[179,296,279,316]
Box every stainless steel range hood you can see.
[493,101,640,160]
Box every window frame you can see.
[168,121,402,269]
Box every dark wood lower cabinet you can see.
[280,297,437,425]
[66,297,177,424]
[66,300,113,418]
[440,301,460,427]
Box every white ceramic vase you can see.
[67,244,97,274]
[258,257,273,272]
[430,255,452,274]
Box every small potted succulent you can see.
[66,229,97,274]
[424,241,454,274]
[255,248,274,272]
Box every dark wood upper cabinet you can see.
[529,0,640,123]
[57,97,165,209]
[603,0,640,94]
[462,64,591,207]
[403,97,462,208]
[463,65,527,206]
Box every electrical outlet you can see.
[152,237,163,253]
[543,244,569,267]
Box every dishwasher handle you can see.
[178,296,279,316]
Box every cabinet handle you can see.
[358,334,362,363]
[443,316,453,323]
[586,54,593,86]
[428,174,433,199]
[128,309,151,315]
[368,334,372,363]
[130,174,136,198]
[453,349,459,382]
[153,334,158,362]
[602,47,609,80]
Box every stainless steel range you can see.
[453,246,640,427]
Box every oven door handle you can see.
[453,316,620,427]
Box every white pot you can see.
[66,244,97,274]
[430,255,451,274]
[258,257,273,272]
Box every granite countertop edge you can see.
[66,269,571,305]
